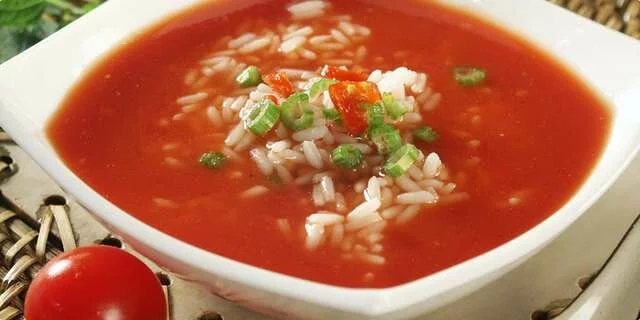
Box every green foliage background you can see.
[0,0,104,63]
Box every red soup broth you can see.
[47,0,610,288]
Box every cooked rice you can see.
[396,191,438,205]
[320,176,336,202]
[395,175,421,192]
[395,205,422,225]
[381,205,404,220]
[250,148,273,175]
[292,125,328,141]
[288,1,328,20]
[163,157,183,167]
[242,185,269,198]
[312,183,326,206]
[305,223,325,250]
[176,92,208,105]
[166,0,460,271]
[302,141,323,169]
[276,218,292,237]
[330,224,344,245]
[307,211,344,225]
[152,197,179,209]
[206,106,224,127]
[225,123,246,146]
[347,199,381,220]
[228,33,258,49]
[423,152,442,177]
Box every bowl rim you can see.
[1,0,640,317]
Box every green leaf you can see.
[0,19,59,63]
[0,0,47,27]
[0,28,23,63]
[81,0,102,13]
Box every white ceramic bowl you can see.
[1,0,639,319]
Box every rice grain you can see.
[177,92,208,105]
[241,185,269,198]
[396,191,438,205]
[395,205,422,225]
[307,212,344,225]
[302,141,324,169]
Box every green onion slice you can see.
[281,93,314,131]
[309,78,338,98]
[366,103,385,127]
[331,144,364,169]
[199,151,228,169]
[243,99,280,135]
[453,66,486,87]
[323,108,342,123]
[413,126,438,143]
[382,92,408,120]
[369,123,402,155]
[236,66,262,88]
[384,144,420,177]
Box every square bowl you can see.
[0,0,639,319]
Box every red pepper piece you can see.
[266,94,278,104]
[321,65,368,82]
[328,81,382,135]
[264,72,294,98]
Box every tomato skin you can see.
[24,245,167,320]
[321,65,368,81]
[328,81,381,135]
[263,72,294,97]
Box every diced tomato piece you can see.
[263,72,294,97]
[321,65,368,82]
[266,95,278,104]
[328,81,382,135]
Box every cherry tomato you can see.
[328,81,381,135]
[263,72,294,97]
[25,245,167,320]
[321,65,368,81]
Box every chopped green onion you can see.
[236,66,262,88]
[384,144,420,177]
[309,78,338,98]
[413,126,439,143]
[199,151,228,169]
[243,99,280,135]
[281,93,314,131]
[366,103,385,127]
[453,66,486,87]
[323,108,342,123]
[382,92,408,120]
[369,124,402,155]
[331,144,364,169]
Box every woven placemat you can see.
[550,0,640,38]
[0,1,637,320]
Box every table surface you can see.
[0,1,639,319]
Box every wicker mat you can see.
[0,1,638,320]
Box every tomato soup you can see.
[47,0,610,288]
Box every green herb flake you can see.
[413,126,438,143]
[199,151,228,169]
[309,78,338,98]
[322,108,342,123]
[382,92,408,120]
[280,93,314,131]
[236,65,262,88]
[453,66,486,87]
[331,144,364,169]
